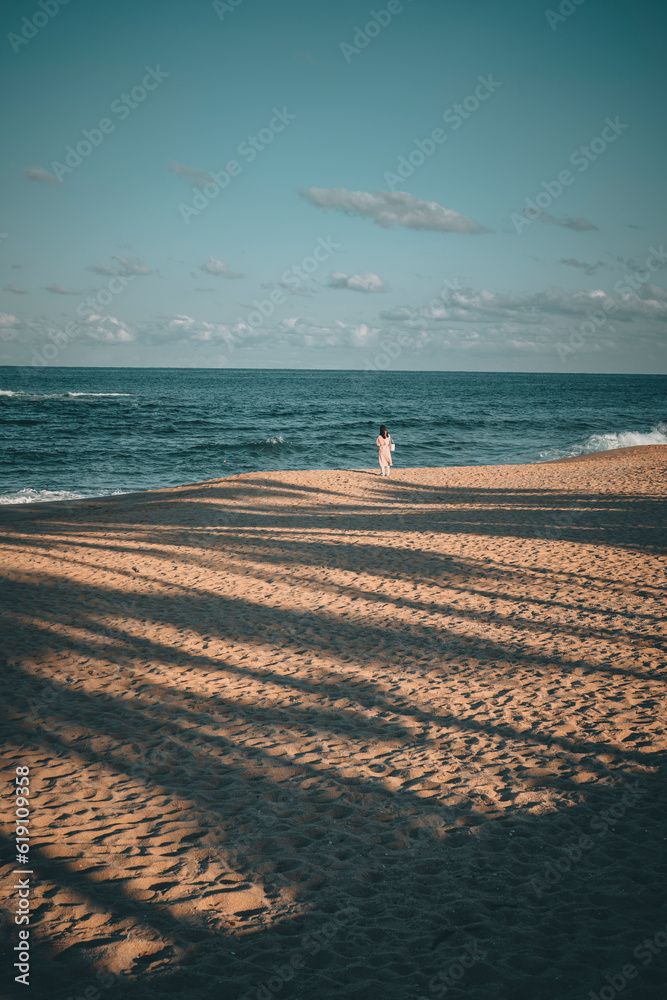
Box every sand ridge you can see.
[0,446,666,999]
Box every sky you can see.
[1,0,666,372]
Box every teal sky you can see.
[1,0,665,371]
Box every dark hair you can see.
[380,425,388,438]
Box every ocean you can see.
[0,367,665,503]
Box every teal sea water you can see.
[0,367,665,503]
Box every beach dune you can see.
[1,446,665,999]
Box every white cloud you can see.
[168,160,240,191]
[379,306,413,322]
[97,284,666,361]
[138,314,240,345]
[88,264,118,276]
[46,284,79,295]
[559,258,609,275]
[302,187,489,233]
[88,256,152,277]
[22,167,62,185]
[379,283,667,333]
[350,323,379,346]
[81,315,134,344]
[636,282,667,305]
[539,212,598,231]
[269,316,381,350]
[278,281,314,297]
[112,256,151,276]
[0,313,20,341]
[168,159,210,188]
[4,259,665,366]
[327,270,387,293]
[5,284,28,294]
[200,256,243,278]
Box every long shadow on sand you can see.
[1,473,666,999]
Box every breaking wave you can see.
[0,488,128,505]
[540,422,667,460]
[0,389,132,399]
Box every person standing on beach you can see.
[376,424,393,476]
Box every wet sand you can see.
[1,445,666,999]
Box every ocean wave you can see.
[169,436,288,457]
[0,488,129,505]
[540,422,667,460]
[0,390,132,399]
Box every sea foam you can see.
[0,488,128,505]
[540,422,667,460]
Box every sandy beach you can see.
[1,445,666,1000]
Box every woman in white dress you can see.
[376,424,392,476]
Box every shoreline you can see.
[1,442,665,516]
